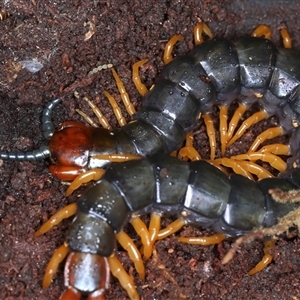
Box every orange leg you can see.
[237,160,274,180]
[225,103,248,150]
[178,131,202,161]
[251,24,272,39]
[219,106,229,156]
[103,90,128,127]
[231,152,287,173]
[90,153,142,162]
[214,158,274,180]
[258,144,290,155]
[111,67,136,117]
[248,240,275,275]
[136,213,163,261]
[252,24,292,49]
[227,110,268,147]
[74,92,112,130]
[34,203,77,237]
[178,233,226,245]
[179,146,202,161]
[180,131,195,158]
[132,59,149,96]
[203,114,216,160]
[130,217,152,261]
[75,107,103,128]
[163,34,183,64]
[164,22,214,66]
[193,23,214,45]
[108,254,140,300]
[213,158,254,181]
[148,213,161,245]
[157,218,187,240]
[66,168,106,196]
[280,28,292,48]
[249,127,284,152]
[76,66,136,130]
[115,230,145,280]
[42,243,70,288]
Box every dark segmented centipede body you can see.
[36,153,300,300]
[70,154,300,242]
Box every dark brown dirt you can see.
[1,1,300,300]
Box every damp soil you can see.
[1,1,300,300]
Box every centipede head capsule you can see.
[48,121,93,180]
[60,252,110,300]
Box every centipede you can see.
[2,23,300,299]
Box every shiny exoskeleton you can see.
[2,36,300,178]
[69,154,300,245]
[62,153,300,299]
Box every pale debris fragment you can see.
[88,63,113,76]
[20,60,44,73]
[84,21,96,41]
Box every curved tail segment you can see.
[0,98,61,161]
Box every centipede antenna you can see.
[0,145,50,161]
[42,98,61,139]
[0,98,61,161]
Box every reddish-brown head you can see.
[48,121,94,180]
[60,252,110,300]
